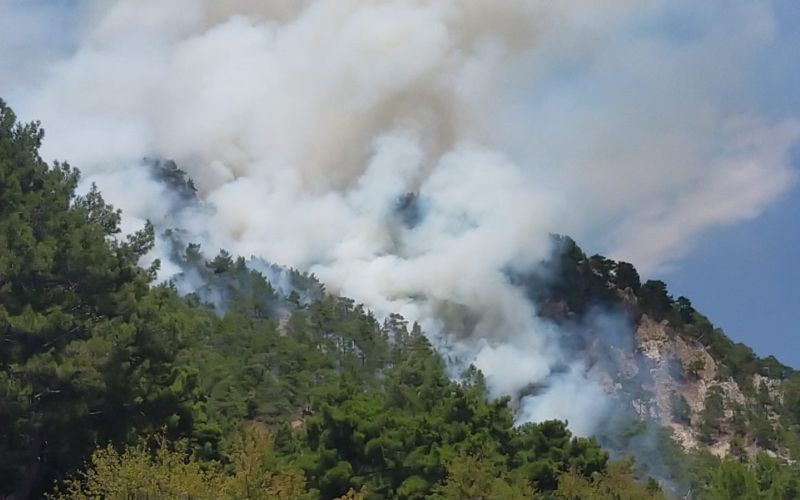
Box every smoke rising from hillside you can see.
[3,0,799,435]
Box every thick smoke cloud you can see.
[2,0,799,435]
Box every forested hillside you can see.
[2,101,800,499]
[529,235,800,464]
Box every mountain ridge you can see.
[528,236,799,465]
[2,99,799,498]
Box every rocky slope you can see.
[530,236,800,464]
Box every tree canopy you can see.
[2,99,800,499]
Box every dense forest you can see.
[2,100,800,499]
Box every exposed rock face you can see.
[528,236,796,463]
[609,314,785,460]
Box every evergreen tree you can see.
[0,100,201,498]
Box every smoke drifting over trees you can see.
[2,0,799,437]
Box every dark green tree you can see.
[637,280,673,322]
[0,101,201,497]
[614,261,641,292]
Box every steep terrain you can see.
[3,100,800,498]
[530,237,800,467]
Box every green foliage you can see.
[704,459,761,500]
[528,236,624,316]
[3,100,800,498]
[146,158,197,200]
[680,308,794,390]
[295,321,607,498]
[614,262,641,292]
[533,236,799,463]
[684,355,707,379]
[54,437,225,500]
[52,294,615,499]
[687,453,800,500]
[636,280,673,322]
[53,423,312,500]
[750,412,778,451]
[699,386,726,444]
[0,100,204,498]
[430,451,536,499]
[555,458,664,499]
[675,296,694,325]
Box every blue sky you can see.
[657,1,800,367]
[664,174,800,366]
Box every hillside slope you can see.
[530,236,800,465]
[2,99,800,498]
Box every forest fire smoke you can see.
[2,0,798,436]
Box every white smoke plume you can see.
[2,0,799,435]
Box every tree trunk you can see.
[11,427,42,500]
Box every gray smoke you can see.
[2,0,799,436]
